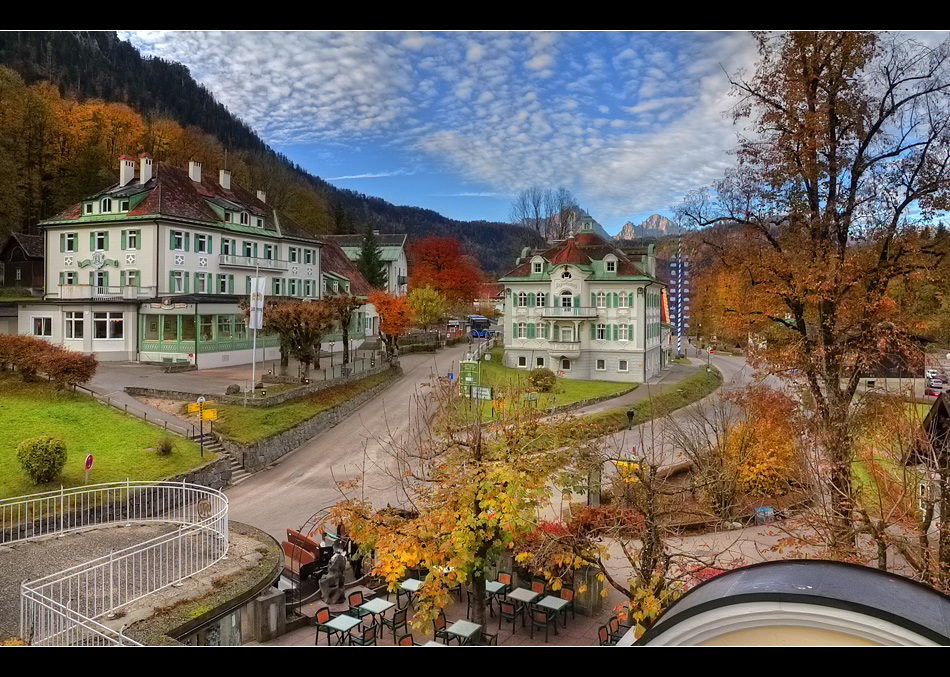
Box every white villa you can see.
[17,154,347,368]
[499,215,667,382]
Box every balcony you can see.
[547,341,582,360]
[58,285,157,301]
[539,306,599,319]
[219,254,288,271]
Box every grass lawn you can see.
[0,374,205,500]
[211,370,396,444]
[470,347,634,416]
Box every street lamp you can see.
[329,341,335,371]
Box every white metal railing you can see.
[58,285,157,300]
[7,481,229,646]
[539,306,600,318]
[218,254,288,271]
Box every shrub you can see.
[41,349,98,387]
[156,435,177,456]
[16,435,68,484]
[527,367,557,393]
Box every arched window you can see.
[560,291,573,308]
[518,291,528,307]
[536,292,546,307]
[596,291,606,308]
[101,198,112,213]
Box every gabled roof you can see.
[320,239,372,297]
[499,229,653,281]
[42,162,321,245]
[327,233,407,263]
[1,233,44,259]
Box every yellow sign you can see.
[199,409,217,421]
[188,401,215,412]
[613,460,640,483]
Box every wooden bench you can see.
[281,541,318,582]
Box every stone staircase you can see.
[195,433,252,486]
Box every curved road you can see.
[226,342,474,541]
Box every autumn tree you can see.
[407,286,446,332]
[677,31,950,556]
[329,377,569,629]
[369,290,412,359]
[407,235,482,310]
[261,299,335,381]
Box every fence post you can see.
[60,485,64,534]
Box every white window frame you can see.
[518,291,528,307]
[32,316,52,337]
[536,357,545,368]
[597,323,607,340]
[596,359,606,371]
[289,247,300,264]
[62,271,77,286]
[222,239,234,256]
[195,234,210,254]
[533,261,542,274]
[560,358,571,371]
[536,292,546,307]
[619,293,628,308]
[606,260,616,273]
[217,274,230,294]
[172,270,186,293]
[517,322,527,339]
[619,359,629,373]
[172,231,186,251]
[596,291,606,308]
[125,230,139,250]
[619,324,629,341]
[241,212,249,225]
[304,249,314,264]
[93,312,123,340]
[196,272,211,294]
[63,232,77,252]
[518,356,527,368]
[93,231,107,251]
[101,198,112,213]
[65,311,83,339]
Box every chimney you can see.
[188,160,202,183]
[257,190,266,204]
[219,169,231,190]
[119,155,135,187]
[139,153,153,184]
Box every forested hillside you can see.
[0,31,541,274]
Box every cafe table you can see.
[446,619,482,646]
[322,613,361,645]
[359,597,395,627]
[537,595,570,626]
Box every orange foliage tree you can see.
[677,31,950,555]
[369,290,412,359]
[407,236,482,309]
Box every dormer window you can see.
[84,204,93,215]
[101,198,112,213]
[532,260,543,274]
[224,212,232,222]
[240,213,249,225]
[255,218,264,228]
[120,200,130,211]
[606,259,616,273]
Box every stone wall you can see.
[217,366,403,473]
[168,455,232,490]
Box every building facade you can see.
[499,216,665,382]
[19,154,327,368]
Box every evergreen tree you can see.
[356,225,388,290]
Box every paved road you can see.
[225,343,474,542]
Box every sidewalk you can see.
[569,358,707,417]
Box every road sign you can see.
[199,409,218,421]
[85,454,94,470]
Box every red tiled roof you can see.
[321,239,372,296]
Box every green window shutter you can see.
[121,230,127,250]
[528,292,535,306]
[613,293,619,307]
[613,324,619,341]
[169,271,175,292]
[628,292,634,307]
[120,271,127,286]
[184,273,190,294]
[184,233,190,252]
[590,323,596,339]
[58,272,64,285]
[528,323,535,339]
[208,236,213,254]
[590,292,596,307]
[228,275,234,294]
[89,233,96,251]
[59,234,65,253]
[89,271,95,286]
[246,276,252,294]
[170,232,176,250]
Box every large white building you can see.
[18,154,333,368]
[499,215,666,382]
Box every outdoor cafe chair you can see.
[348,590,372,621]
[598,625,617,646]
[381,606,409,640]
[474,629,498,646]
[349,623,377,646]
[530,578,546,596]
[529,606,558,643]
[559,585,576,622]
[498,599,525,633]
[433,611,451,643]
[314,606,338,645]
[397,633,419,646]
[496,571,512,595]
[607,615,633,643]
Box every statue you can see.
[319,542,347,604]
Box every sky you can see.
[120,30,948,237]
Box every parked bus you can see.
[467,315,491,338]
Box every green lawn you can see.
[0,374,205,500]
[211,370,396,444]
[464,348,634,419]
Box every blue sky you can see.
[121,30,947,237]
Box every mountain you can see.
[613,214,683,240]
[0,31,541,275]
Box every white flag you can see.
[248,277,266,330]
